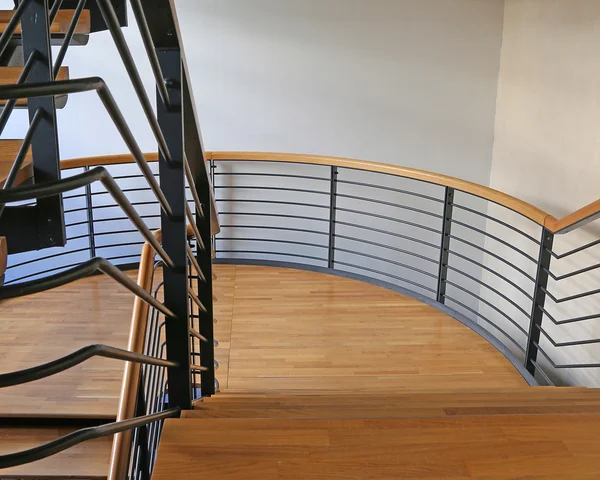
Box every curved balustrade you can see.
[5,151,599,391]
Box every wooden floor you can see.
[0,264,525,418]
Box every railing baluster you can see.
[83,165,96,258]
[525,228,554,377]
[327,166,338,269]
[436,187,454,303]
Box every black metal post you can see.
[436,187,454,303]
[182,72,215,397]
[20,0,65,249]
[210,159,217,257]
[156,48,192,410]
[83,165,96,258]
[327,166,338,269]
[133,371,150,480]
[525,228,554,376]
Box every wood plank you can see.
[0,139,32,188]
[0,66,69,106]
[188,389,600,419]
[0,426,110,479]
[152,414,600,479]
[0,9,91,35]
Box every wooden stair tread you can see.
[0,425,110,479]
[0,66,69,106]
[0,139,32,188]
[189,388,600,419]
[152,414,600,479]
[0,9,91,35]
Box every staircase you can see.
[0,0,600,479]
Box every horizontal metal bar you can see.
[214,172,329,182]
[446,265,531,319]
[449,218,538,263]
[0,166,173,268]
[335,220,440,249]
[190,366,209,373]
[0,77,173,217]
[337,179,443,203]
[95,241,144,250]
[444,295,525,353]
[337,193,443,219]
[451,203,541,244]
[52,0,86,78]
[0,257,174,317]
[545,263,600,281]
[449,234,536,282]
[220,224,328,236]
[218,211,329,223]
[0,109,44,220]
[6,246,91,270]
[336,206,440,234]
[0,407,180,469]
[528,359,554,386]
[216,198,329,209]
[548,238,600,259]
[186,243,207,283]
[91,186,153,197]
[447,249,534,301]
[0,344,177,388]
[217,250,327,263]
[538,306,600,325]
[445,280,528,336]
[534,342,600,369]
[0,51,38,135]
[334,233,438,264]
[96,0,172,164]
[189,327,208,343]
[542,286,600,304]
[334,261,437,294]
[215,185,329,196]
[335,247,437,279]
[0,0,33,58]
[536,324,600,348]
[189,290,207,313]
[184,159,205,219]
[89,200,159,211]
[217,237,326,250]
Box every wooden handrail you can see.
[108,224,196,480]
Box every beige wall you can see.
[488,0,600,386]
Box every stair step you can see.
[152,414,600,479]
[0,9,91,36]
[0,425,110,479]
[189,388,600,419]
[0,66,69,107]
[0,139,32,188]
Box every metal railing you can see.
[0,1,216,478]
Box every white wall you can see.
[487,0,600,386]
[174,0,504,184]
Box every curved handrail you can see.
[0,344,177,388]
[108,224,196,480]
[0,407,180,469]
[55,151,599,234]
[208,151,600,234]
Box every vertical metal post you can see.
[83,165,96,258]
[525,228,554,376]
[134,372,150,480]
[327,166,338,269]
[20,0,66,249]
[210,159,217,257]
[436,187,454,303]
[157,48,192,410]
[182,72,215,397]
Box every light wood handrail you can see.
[108,224,196,480]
